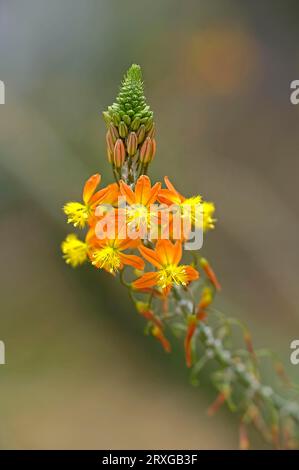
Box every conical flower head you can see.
[103,64,154,134]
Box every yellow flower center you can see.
[63,202,90,228]
[61,234,88,267]
[126,204,150,231]
[92,246,121,273]
[157,265,188,289]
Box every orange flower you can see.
[89,236,144,274]
[63,174,119,228]
[119,175,161,235]
[158,176,216,232]
[132,240,199,295]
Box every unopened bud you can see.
[113,138,126,168]
[137,124,146,144]
[127,132,138,156]
[151,138,156,161]
[123,114,131,126]
[145,116,154,132]
[112,113,120,126]
[131,116,141,131]
[109,124,119,144]
[118,121,128,138]
[102,111,111,124]
[140,136,154,164]
[147,122,156,138]
[200,258,221,291]
[106,131,114,163]
[152,325,171,353]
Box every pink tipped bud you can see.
[113,138,126,168]
[106,131,114,163]
[140,136,154,164]
[151,138,156,161]
[109,124,119,144]
[127,132,138,156]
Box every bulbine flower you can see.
[63,173,118,228]
[61,65,298,449]
[89,236,144,274]
[119,175,161,234]
[132,240,199,295]
[158,176,216,231]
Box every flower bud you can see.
[131,116,141,131]
[137,124,146,144]
[200,258,221,291]
[118,121,128,138]
[112,113,121,126]
[123,114,131,126]
[151,138,156,161]
[109,124,119,144]
[145,116,154,132]
[106,131,114,163]
[127,132,138,156]
[102,111,111,124]
[147,122,156,138]
[139,136,154,164]
[113,138,126,168]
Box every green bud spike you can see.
[103,64,154,132]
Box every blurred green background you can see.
[1,0,299,449]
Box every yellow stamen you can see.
[63,202,90,228]
[61,234,88,267]
[126,204,150,230]
[202,202,216,231]
[92,246,121,273]
[157,265,188,289]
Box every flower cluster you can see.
[61,65,299,449]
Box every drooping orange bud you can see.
[239,422,250,450]
[142,310,162,329]
[152,325,171,353]
[200,258,221,291]
[184,315,198,368]
[198,287,213,311]
[113,138,126,168]
[207,386,230,416]
[127,132,138,156]
[140,136,154,164]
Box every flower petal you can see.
[132,271,159,290]
[157,189,181,206]
[184,265,200,283]
[119,253,145,270]
[139,244,163,269]
[135,175,151,205]
[119,180,136,205]
[144,181,161,206]
[83,174,101,204]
